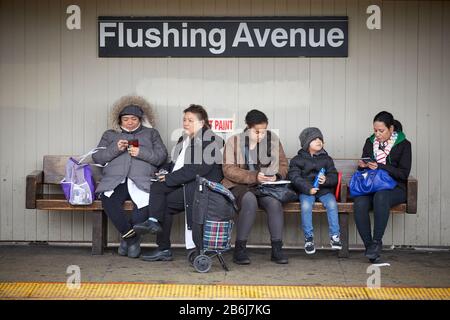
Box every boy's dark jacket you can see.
[288,149,338,198]
[359,131,412,190]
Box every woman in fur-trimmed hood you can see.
[92,95,168,259]
[109,95,156,130]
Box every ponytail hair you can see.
[393,120,403,132]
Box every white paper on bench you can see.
[261,180,291,185]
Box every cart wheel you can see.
[193,255,212,273]
[187,249,197,266]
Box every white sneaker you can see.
[304,237,316,254]
[330,235,342,250]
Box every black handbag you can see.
[242,135,298,203]
[256,183,298,203]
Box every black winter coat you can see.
[288,149,338,198]
[359,132,412,191]
[162,126,224,228]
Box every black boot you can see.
[127,236,141,259]
[133,219,162,235]
[233,240,250,265]
[118,239,128,256]
[365,240,382,262]
[141,248,173,262]
[271,240,288,264]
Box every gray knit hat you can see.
[299,127,323,151]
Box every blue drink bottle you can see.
[313,168,326,188]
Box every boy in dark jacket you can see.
[288,127,341,254]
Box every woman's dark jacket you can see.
[162,126,224,228]
[288,149,338,198]
[359,131,412,191]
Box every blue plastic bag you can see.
[349,169,397,197]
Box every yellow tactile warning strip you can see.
[0,282,449,300]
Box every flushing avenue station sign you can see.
[98,16,348,57]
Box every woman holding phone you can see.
[354,111,412,263]
[222,109,289,265]
[92,95,168,259]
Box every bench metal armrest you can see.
[407,176,418,214]
[26,170,44,209]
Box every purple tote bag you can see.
[61,148,104,205]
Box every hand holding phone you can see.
[127,139,139,151]
[156,169,168,176]
[360,157,375,164]
[257,172,276,183]
[117,140,129,151]
[359,157,378,169]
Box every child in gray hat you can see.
[287,127,341,254]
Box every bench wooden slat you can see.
[35,194,134,211]
[35,194,406,214]
[280,202,406,213]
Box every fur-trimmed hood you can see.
[110,95,155,131]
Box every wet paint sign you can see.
[209,118,234,133]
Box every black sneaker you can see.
[141,248,173,262]
[330,235,343,250]
[133,219,162,235]
[304,237,316,255]
[369,257,382,264]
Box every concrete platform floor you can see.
[0,244,449,288]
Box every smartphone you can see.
[127,139,139,151]
[259,172,275,177]
[361,157,375,164]
[156,169,168,176]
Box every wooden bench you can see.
[26,156,417,257]
[26,155,128,255]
